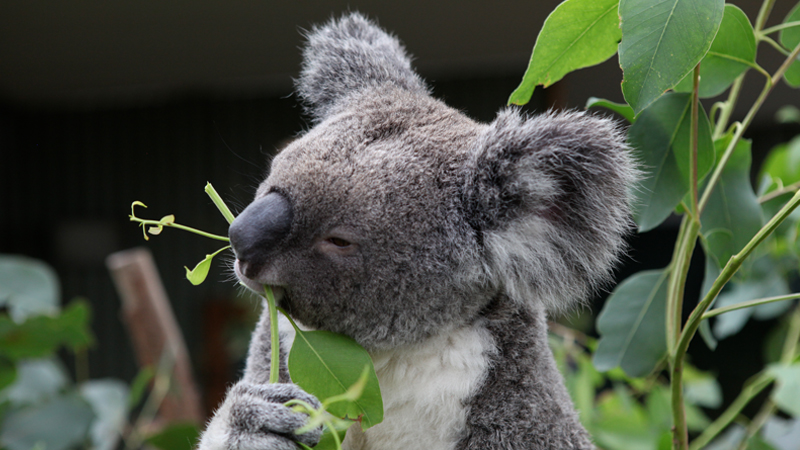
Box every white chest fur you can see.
[341,322,496,450]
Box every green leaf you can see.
[683,366,722,408]
[586,97,635,123]
[0,301,94,360]
[288,327,383,429]
[145,423,201,450]
[128,366,155,409]
[0,255,60,322]
[0,392,95,450]
[701,135,763,267]
[760,136,800,188]
[590,386,662,450]
[776,105,800,124]
[769,362,800,417]
[0,358,16,391]
[80,379,130,450]
[184,246,229,286]
[712,257,790,340]
[781,3,800,88]
[628,93,715,231]
[619,0,724,114]
[0,359,68,406]
[785,61,800,88]
[674,5,756,98]
[780,2,800,53]
[594,269,668,377]
[509,0,621,105]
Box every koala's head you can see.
[229,13,637,350]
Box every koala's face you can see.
[230,88,492,349]
[229,13,636,350]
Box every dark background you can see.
[1,0,798,418]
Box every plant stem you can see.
[688,371,775,450]
[699,40,800,215]
[667,217,699,359]
[690,64,701,216]
[734,304,800,449]
[264,285,281,384]
[712,76,744,140]
[672,190,800,450]
[760,20,800,37]
[205,182,236,225]
[759,180,800,203]
[754,0,776,34]
[702,293,800,319]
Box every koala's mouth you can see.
[233,259,285,298]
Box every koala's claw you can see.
[199,382,323,450]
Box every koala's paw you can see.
[198,382,323,450]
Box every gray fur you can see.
[199,12,637,450]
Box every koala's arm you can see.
[197,300,322,450]
[458,300,594,450]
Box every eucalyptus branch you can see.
[761,35,792,56]
[129,201,230,242]
[702,293,800,319]
[734,304,800,450]
[205,182,236,225]
[753,0,776,34]
[712,76,744,140]
[672,190,800,450]
[264,285,281,384]
[690,64,701,215]
[688,371,775,450]
[759,180,800,203]
[760,20,800,37]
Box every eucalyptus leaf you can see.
[145,423,200,450]
[781,3,800,88]
[0,255,60,322]
[585,97,635,123]
[184,246,230,286]
[0,392,95,450]
[594,269,668,377]
[785,61,800,88]
[760,136,800,188]
[288,327,383,430]
[0,301,94,360]
[701,135,763,267]
[619,0,724,114]
[509,0,621,105]
[769,363,800,417]
[628,93,714,231]
[712,258,790,340]
[0,358,68,406]
[80,379,129,450]
[674,5,756,98]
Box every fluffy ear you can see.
[465,109,639,313]
[296,13,429,123]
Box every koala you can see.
[198,12,637,450]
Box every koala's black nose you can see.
[229,192,293,273]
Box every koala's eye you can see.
[327,237,352,248]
